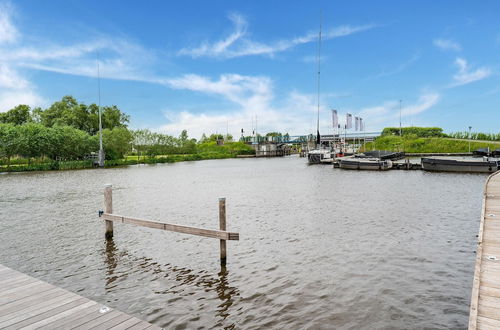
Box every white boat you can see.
[308,148,335,164]
[306,15,332,164]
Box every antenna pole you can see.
[97,52,104,167]
[316,11,322,146]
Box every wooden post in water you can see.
[104,184,113,239]
[219,198,227,266]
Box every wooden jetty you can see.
[469,170,500,329]
[0,264,161,329]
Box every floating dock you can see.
[0,264,160,329]
[469,170,500,329]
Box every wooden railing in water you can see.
[99,184,239,265]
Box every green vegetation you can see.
[362,135,500,153]
[448,131,500,141]
[0,96,257,173]
[381,127,445,137]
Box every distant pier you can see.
[0,264,160,329]
[469,170,500,329]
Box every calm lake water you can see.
[0,156,486,329]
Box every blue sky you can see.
[0,1,499,138]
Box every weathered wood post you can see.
[104,184,113,240]
[219,198,227,266]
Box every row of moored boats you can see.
[307,147,500,173]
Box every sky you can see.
[0,0,499,138]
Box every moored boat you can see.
[358,150,405,160]
[473,148,491,157]
[339,157,392,170]
[308,148,335,164]
[421,157,499,173]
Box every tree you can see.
[103,128,133,159]
[0,123,19,166]
[46,126,97,160]
[37,96,129,135]
[0,105,33,125]
[15,123,51,163]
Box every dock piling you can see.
[219,198,227,266]
[104,184,113,240]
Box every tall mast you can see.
[316,12,322,145]
[97,52,104,167]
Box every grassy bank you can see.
[362,136,500,153]
[0,148,254,173]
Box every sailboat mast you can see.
[316,12,322,145]
[97,52,104,167]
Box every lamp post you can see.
[468,126,472,154]
[399,100,402,137]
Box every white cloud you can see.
[433,39,462,51]
[0,63,28,89]
[156,69,439,138]
[366,53,420,80]
[0,4,158,112]
[0,63,45,112]
[0,89,44,112]
[178,13,376,59]
[358,92,440,130]
[451,57,491,86]
[157,72,337,137]
[0,2,18,44]
[161,73,272,110]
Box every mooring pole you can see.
[104,184,113,239]
[219,198,227,266]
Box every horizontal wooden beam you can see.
[102,213,239,241]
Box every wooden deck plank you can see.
[0,287,66,317]
[107,317,143,330]
[478,315,500,328]
[127,321,161,330]
[471,171,500,329]
[37,303,102,330]
[0,265,160,330]
[72,310,123,330]
[92,313,135,330]
[19,300,97,330]
[0,293,81,327]
[0,282,54,306]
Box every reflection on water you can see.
[0,156,486,329]
[102,237,239,328]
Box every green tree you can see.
[103,127,133,160]
[46,126,98,160]
[0,123,20,166]
[0,105,33,125]
[15,123,51,163]
[37,96,129,135]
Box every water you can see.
[0,156,485,329]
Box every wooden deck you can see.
[470,170,500,329]
[0,264,161,329]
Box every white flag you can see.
[332,109,338,127]
[346,113,353,129]
[355,116,359,131]
[359,118,364,131]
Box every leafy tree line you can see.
[0,123,132,165]
[0,96,255,167]
[0,96,129,134]
[382,127,445,138]
[448,131,500,141]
